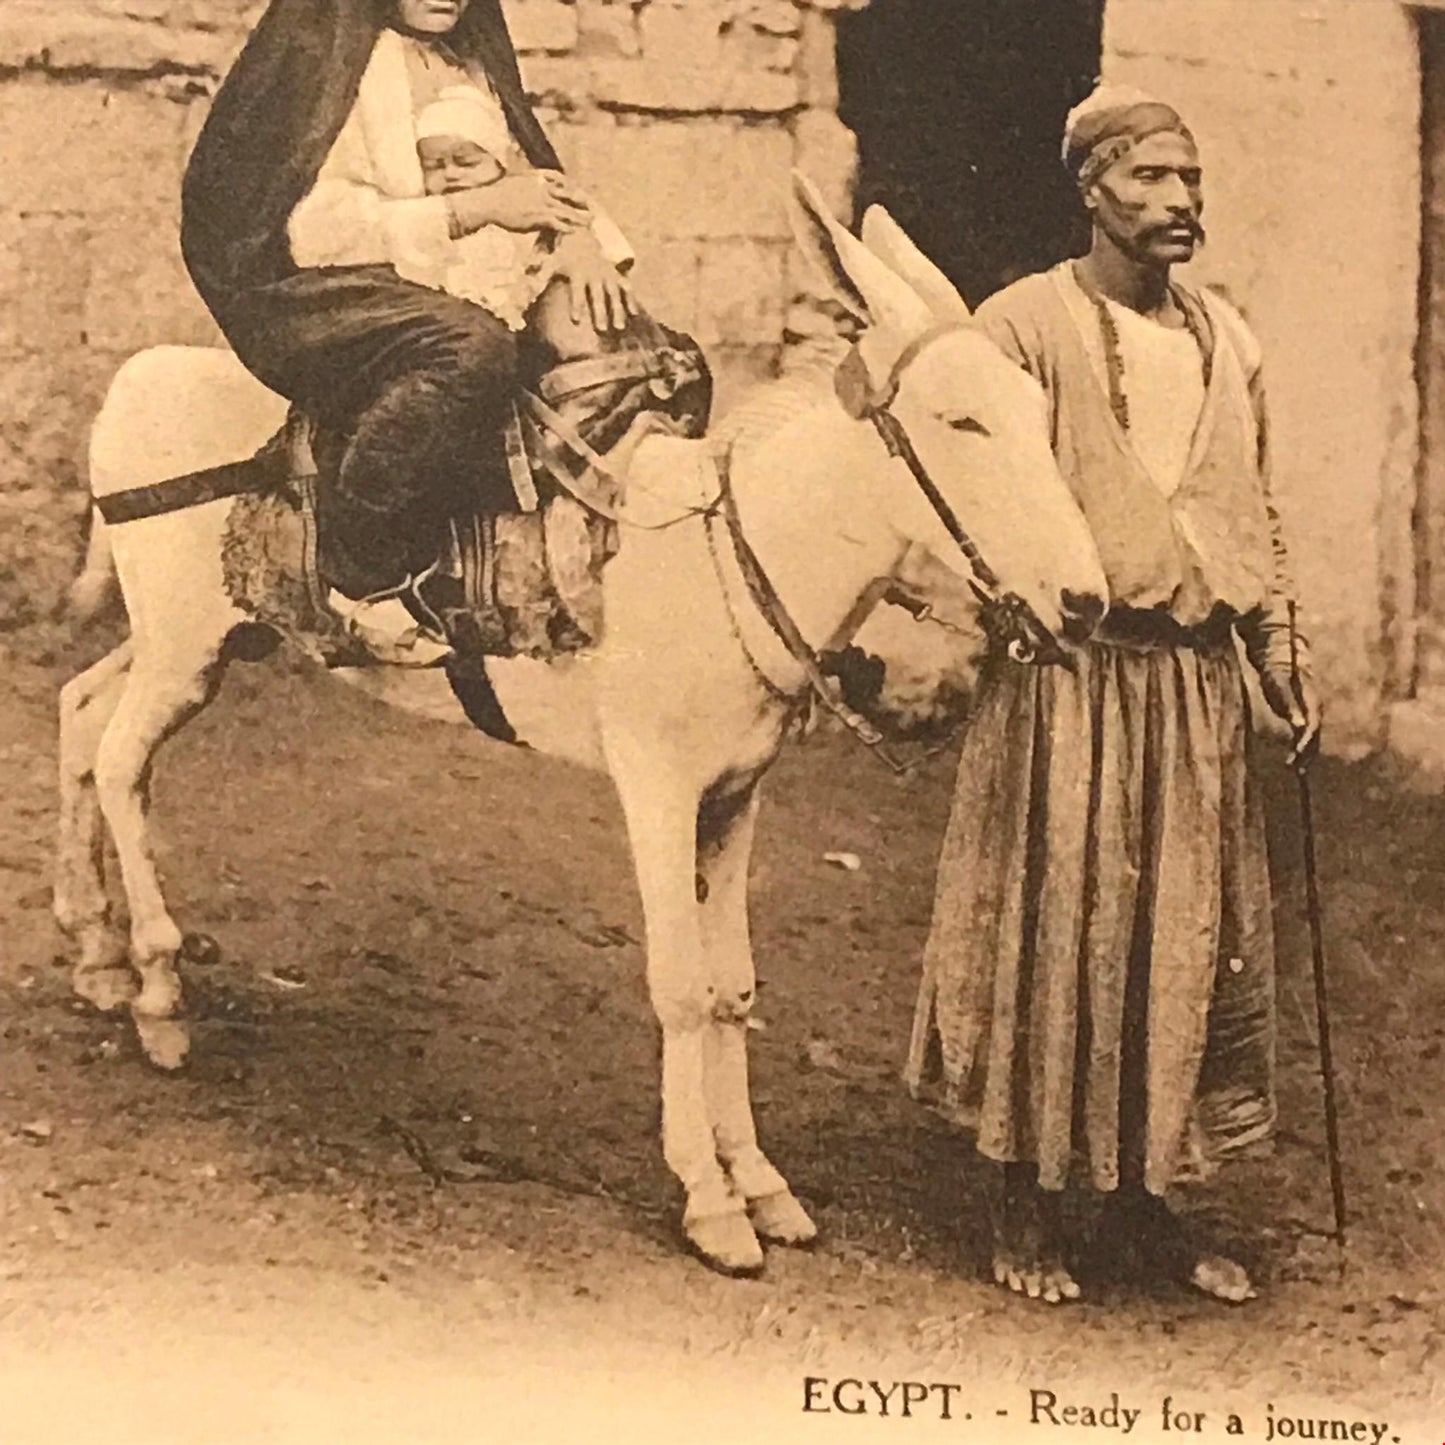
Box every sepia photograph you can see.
[0,0,1440,1440]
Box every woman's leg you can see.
[323,342,515,661]
[232,269,519,598]
[325,318,518,598]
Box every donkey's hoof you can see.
[748,1189,818,1248]
[686,1211,765,1278]
[133,1015,191,1072]
[73,965,139,1014]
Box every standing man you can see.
[906,85,1323,1304]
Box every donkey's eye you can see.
[943,414,990,436]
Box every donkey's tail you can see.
[66,507,120,626]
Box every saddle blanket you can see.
[220,475,618,665]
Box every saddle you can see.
[220,318,712,667]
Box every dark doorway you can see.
[837,0,1104,308]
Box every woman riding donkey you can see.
[181,0,655,665]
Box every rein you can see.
[702,448,966,776]
[834,324,1065,668]
[690,320,1067,778]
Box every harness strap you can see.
[503,399,540,513]
[94,456,270,526]
[836,327,1068,667]
[834,321,968,419]
[294,473,328,621]
[283,410,329,621]
[536,347,704,406]
[516,390,633,524]
[835,324,1002,607]
[517,389,713,533]
[713,448,890,751]
[713,451,968,775]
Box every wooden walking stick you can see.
[1288,600,1349,1268]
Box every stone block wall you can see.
[1102,0,1423,754]
[0,0,862,632]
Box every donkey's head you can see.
[790,175,1106,653]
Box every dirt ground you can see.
[0,643,1442,1444]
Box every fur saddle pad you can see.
[218,482,616,665]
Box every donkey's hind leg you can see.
[56,641,138,1012]
[94,631,231,1069]
[696,782,817,1249]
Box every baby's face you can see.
[418,135,505,195]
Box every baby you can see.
[415,87,552,331]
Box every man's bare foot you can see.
[992,1166,1081,1304]
[1103,1191,1256,1304]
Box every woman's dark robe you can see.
[180,0,712,601]
[180,0,561,401]
[180,0,568,589]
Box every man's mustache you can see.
[1146,215,1207,245]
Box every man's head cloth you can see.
[1062,84,1194,191]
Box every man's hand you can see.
[1261,666,1324,771]
[448,171,591,236]
[551,230,634,333]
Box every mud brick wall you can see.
[0,0,862,632]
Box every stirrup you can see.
[401,561,451,637]
[328,578,452,669]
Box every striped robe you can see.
[906,264,1305,1195]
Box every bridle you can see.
[832,322,1068,669]
[701,323,1071,774]
[513,323,1071,774]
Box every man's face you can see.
[417,135,504,194]
[1086,131,1205,266]
[393,0,469,35]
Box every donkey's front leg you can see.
[697,785,817,1249]
[607,742,764,1276]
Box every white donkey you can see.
[56,178,1106,1275]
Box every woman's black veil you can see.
[181,0,560,331]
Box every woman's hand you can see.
[551,230,634,333]
[448,171,591,236]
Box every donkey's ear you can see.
[861,206,972,322]
[789,172,934,340]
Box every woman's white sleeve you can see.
[288,110,451,272]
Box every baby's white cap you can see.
[416,86,505,151]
